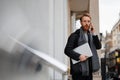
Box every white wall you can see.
[0,0,68,80]
[48,0,68,79]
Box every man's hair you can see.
[80,13,91,21]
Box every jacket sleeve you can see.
[92,35,102,49]
[64,33,80,61]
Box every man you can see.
[64,13,101,80]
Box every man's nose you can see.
[85,23,89,26]
[86,23,90,26]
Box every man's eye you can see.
[83,21,90,23]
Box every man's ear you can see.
[80,21,82,25]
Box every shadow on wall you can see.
[0,48,42,80]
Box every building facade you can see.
[0,0,100,80]
[103,18,120,79]
[105,18,120,53]
[111,19,120,51]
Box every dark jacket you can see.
[64,28,101,75]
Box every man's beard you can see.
[83,25,90,31]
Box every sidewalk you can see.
[93,75,101,80]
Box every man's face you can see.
[80,16,91,31]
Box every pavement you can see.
[93,75,102,80]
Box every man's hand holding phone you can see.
[90,23,95,35]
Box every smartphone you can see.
[91,27,94,31]
[90,22,94,31]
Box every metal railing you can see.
[9,36,68,80]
